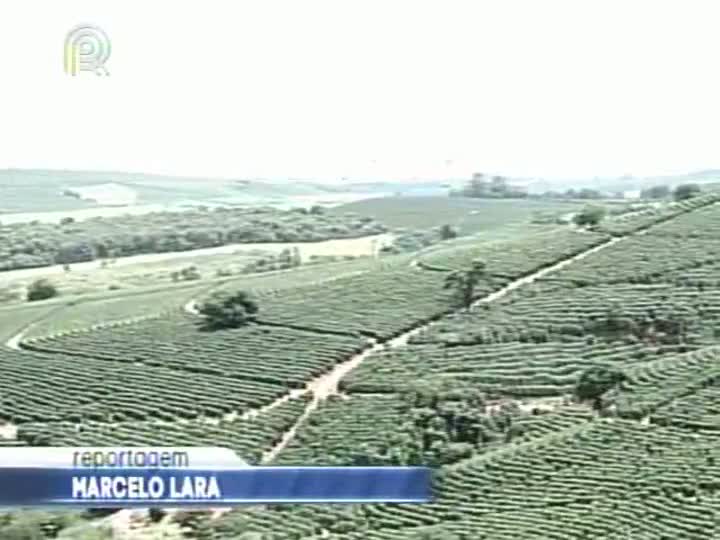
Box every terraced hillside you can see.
[200,194,720,539]
[1,193,720,539]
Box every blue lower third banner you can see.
[0,467,432,506]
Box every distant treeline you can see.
[0,206,387,272]
[535,188,606,200]
[639,183,702,200]
[451,173,707,202]
[543,183,703,201]
[449,174,528,199]
[450,174,607,200]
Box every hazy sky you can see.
[1,1,718,181]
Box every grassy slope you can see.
[6,281,208,340]
[23,288,201,338]
[0,303,61,342]
[0,170,337,213]
[21,256,390,338]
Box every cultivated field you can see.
[329,196,581,233]
[1,193,720,538]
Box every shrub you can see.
[26,280,58,302]
[573,205,606,227]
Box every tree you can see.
[443,260,486,309]
[55,242,94,265]
[453,173,526,199]
[673,183,701,201]
[26,279,57,302]
[490,176,508,194]
[198,291,259,330]
[439,224,458,240]
[573,205,606,227]
[647,302,698,344]
[95,242,109,259]
[575,366,627,408]
[466,173,489,197]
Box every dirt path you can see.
[178,249,466,455]
[5,323,34,351]
[168,235,614,465]
[259,236,624,464]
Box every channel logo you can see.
[64,24,111,76]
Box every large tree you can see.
[673,183,701,201]
[575,365,627,409]
[197,291,259,330]
[439,224,458,240]
[444,260,487,309]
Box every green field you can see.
[331,196,580,233]
[2,193,720,538]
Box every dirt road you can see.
[258,235,623,462]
